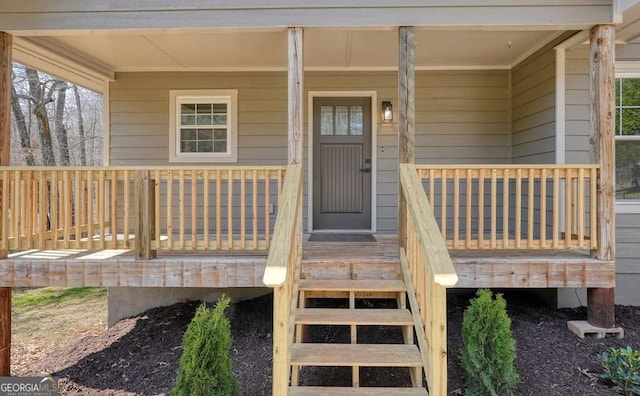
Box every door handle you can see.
[360,168,371,173]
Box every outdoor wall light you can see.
[382,101,393,123]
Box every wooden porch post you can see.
[0,31,11,376]
[272,26,303,396]
[588,24,616,328]
[398,26,415,247]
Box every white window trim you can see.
[169,89,238,163]
[614,74,640,212]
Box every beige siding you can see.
[110,70,510,233]
[511,42,557,164]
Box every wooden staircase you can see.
[288,248,428,395]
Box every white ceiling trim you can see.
[509,31,565,68]
[110,65,512,72]
[13,37,114,93]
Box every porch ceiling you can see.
[23,28,562,73]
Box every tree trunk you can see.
[10,84,35,165]
[25,66,56,166]
[72,85,87,165]
[54,80,69,166]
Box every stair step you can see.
[291,344,422,367]
[295,308,413,326]
[288,387,427,395]
[298,279,406,293]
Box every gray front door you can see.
[313,97,372,230]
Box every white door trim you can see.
[307,90,378,233]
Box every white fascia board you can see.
[13,37,114,93]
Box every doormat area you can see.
[308,233,376,243]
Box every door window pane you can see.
[335,106,349,135]
[350,106,363,135]
[320,106,334,135]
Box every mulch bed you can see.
[23,292,640,395]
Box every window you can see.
[615,78,640,201]
[169,90,237,163]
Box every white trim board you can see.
[307,90,378,233]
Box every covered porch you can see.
[0,1,635,393]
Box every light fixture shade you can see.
[382,101,393,123]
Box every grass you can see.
[12,287,107,311]
[11,287,108,375]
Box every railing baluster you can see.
[253,170,258,250]
[216,169,222,249]
[528,169,534,249]
[51,171,59,249]
[241,169,246,249]
[154,170,160,250]
[453,169,460,248]
[590,168,598,250]
[441,169,447,241]
[540,169,547,248]
[491,169,497,249]
[228,169,233,250]
[265,170,271,249]
[63,171,71,248]
[478,169,485,249]
[26,171,33,250]
[565,169,572,249]
[429,168,435,205]
[466,169,472,249]
[515,169,522,249]
[502,169,509,249]
[98,170,105,249]
[203,169,210,250]
[578,168,585,248]
[87,170,94,250]
[191,170,197,250]
[123,170,130,248]
[13,172,19,248]
[553,168,559,249]
[38,170,46,249]
[179,170,185,249]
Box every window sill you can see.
[169,154,237,164]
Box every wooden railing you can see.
[415,165,600,250]
[399,163,458,396]
[0,166,286,252]
[262,163,303,396]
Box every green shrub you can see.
[598,346,640,396]
[172,297,239,396]
[461,289,519,396]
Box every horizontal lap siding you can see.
[110,70,510,233]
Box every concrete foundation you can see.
[107,287,271,327]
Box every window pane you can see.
[350,106,363,135]
[196,103,212,113]
[181,129,197,140]
[181,104,195,114]
[198,129,213,140]
[198,141,213,152]
[335,106,349,135]
[212,104,227,113]
[621,79,640,106]
[211,114,227,125]
[621,108,640,136]
[214,141,227,153]
[196,114,213,125]
[181,114,196,125]
[181,141,197,153]
[214,129,227,140]
[320,106,333,135]
[616,140,640,199]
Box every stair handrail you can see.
[399,163,458,396]
[262,163,303,396]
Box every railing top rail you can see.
[262,163,302,287]
[415,164,600,170]
[0,165,287,171]
[400,163,458,287]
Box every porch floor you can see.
[0,233,615,289]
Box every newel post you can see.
[398,26,416,248]
[134,170,156,260]
[588,24,616,328]
[0,31,12,377]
